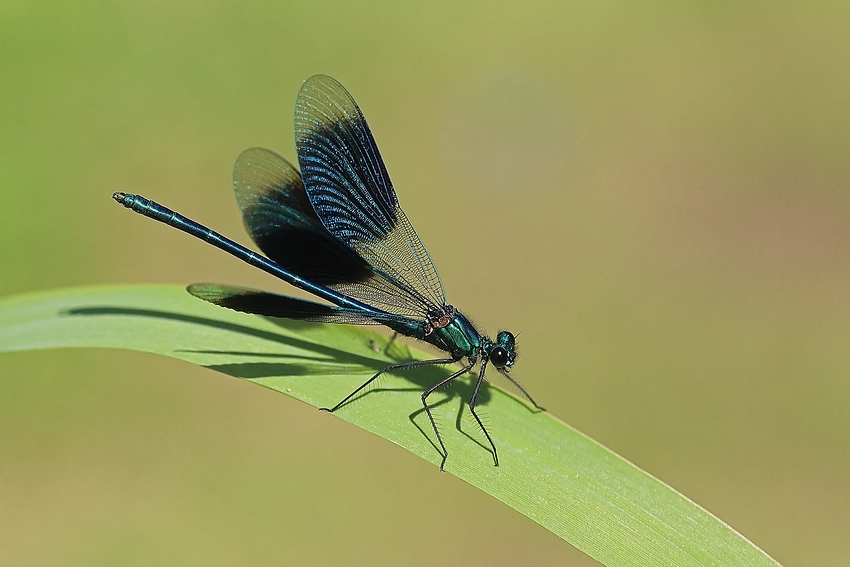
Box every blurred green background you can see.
[2,2,849,566]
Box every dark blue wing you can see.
[187,283,419,332]
[294,75,446,320]
[233,147,372,285]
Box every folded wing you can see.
[294,75,447,319]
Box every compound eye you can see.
[489,346,509,368]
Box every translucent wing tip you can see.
[300,74,345,94]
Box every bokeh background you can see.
[2,2,849,566]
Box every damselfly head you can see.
[489,330,517,369]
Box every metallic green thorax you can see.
[422,309,484,360]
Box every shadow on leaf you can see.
[62,305,493,407]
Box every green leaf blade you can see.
[0,285,781,567]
